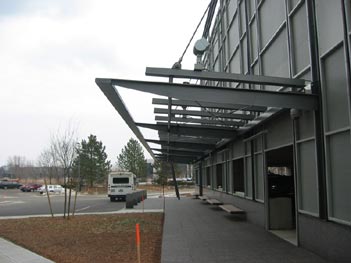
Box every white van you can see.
[108,171,136,201]
[39,185,64,194]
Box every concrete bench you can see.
[206,198,223,205]
[192,193,200,199]
[219,204,245,214]
[198,195,208,201]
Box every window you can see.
[113,177,129,184]
[233,158,244,193]
[206,167,211,187]
[216,164,223,189]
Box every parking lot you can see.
[0,189,125,217]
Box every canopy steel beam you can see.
[155,122,235,132]
[155,153,198,159]
[107,78,318,110]
[157,133,218,145]
[152,148,203,157]
[136,122,236,139]
[95,78,154,158]
[155,115,245,127]
[145,67,307,88]
[152,98,267,112]
[159,138,218,146]
[156,156,195,164]
[159,135,218,145]
[160,146,205,153]
[155,154,197,164]
[145,139,215,151]
[154,108,255,120]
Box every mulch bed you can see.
[0,213,163,263]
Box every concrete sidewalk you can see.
[161,197,329,263]
[0,238,54,263]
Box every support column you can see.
[306,0,328,219]
[291,110,301,246]
[199,161,203,196]
[171,162,180,200]
[341,0,351,129]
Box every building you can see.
[96,0,351,261]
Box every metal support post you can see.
[199,161,203,196]
[306,0,328,219]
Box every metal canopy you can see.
[159,146,205,153]
[157,133,219,145]
[155,155,196,164]
[154,152,198,161]
[154,107,256,120]
[155,116,245,127]
[152,98,267,112]
[95,78,155,158]
[96,67,316,164]
[136,122,236,139]
[145,67,307,88]
[152,148,202,157]
[107,78,318,110]
[145,139,215,151]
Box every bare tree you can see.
[50,125,78,219]
[38,148,60,184]
[7,155,28,179]
[7,155,27,167]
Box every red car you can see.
[20,183,42,192]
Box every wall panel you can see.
[259,0,286,48]
[290,2,310,75]
[233,140,245,158]
[297,140,319,214]
[315,0,344,55]
[327,131,351,223]
[250,18,258,63]
[262,29,289,79]
[322,46,350,132]
[265,112,293,149]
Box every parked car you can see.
[0,181,22,189]
[20,183,42,192]
[38,185,64,194]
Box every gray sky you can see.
[0,0,209,166]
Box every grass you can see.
[0,213,164,263]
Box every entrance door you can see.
[266,145,296,245]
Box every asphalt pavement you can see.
[0,189,125,217]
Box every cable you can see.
[173,2,211,68]
[203,0,218,39]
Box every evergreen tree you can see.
[153,160,182,185]
[117,138,147,180]
[73,134,111,187]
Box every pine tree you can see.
[73,134,111,187]
[117,138,147,180]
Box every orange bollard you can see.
[136,223,141,263]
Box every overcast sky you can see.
[0,0,210,166]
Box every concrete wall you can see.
[299,213,351,262]
[194,1,351,262]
